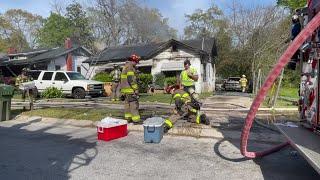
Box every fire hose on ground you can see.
[240,11,320,158]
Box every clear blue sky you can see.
[0,0,277,35]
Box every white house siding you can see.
[73,56,90,77]
[88,46,214,92]
[150,47,203,93]
[203,63,214,92]
[46,56,91,78]
[47,56,67,71]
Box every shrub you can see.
[41,87,64,98]
[154,73,166,88]
[165,76,177,86]
[138,73,153,93]
[93,72,112,82]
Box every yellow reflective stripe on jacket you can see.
[127,71,135,76]
[132,115,141,122]
[173,94,181,99]
[121,74,128,79]
[165,119,173,128]
[182,93,189,98]
[121,88,134,94]
[190,108,197,113]
[125,113,132,118]
[131,84,138,90]
[196,114,200,124]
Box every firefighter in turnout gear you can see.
[110,64,121,101]
[15,68,34,102]
[239,75,248,93]
[120,54,141,123]
[164,85,209,132]
[179,59,201,106]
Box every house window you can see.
[55,65,61,70]
[77,66,81,73]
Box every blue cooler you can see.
[143,117,164,143]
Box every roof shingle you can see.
[84,38,216,64]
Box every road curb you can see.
[9,115,285,143]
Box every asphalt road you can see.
[0,119,319,180]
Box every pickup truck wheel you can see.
[73,88,85,99]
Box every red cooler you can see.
[97,118,128,141]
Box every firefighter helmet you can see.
[129,54,140,63]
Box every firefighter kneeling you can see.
[164,85,210,132]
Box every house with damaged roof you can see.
[0,39,92,77]
[84,38,217,93]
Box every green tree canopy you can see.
[277,0,307,10]
[66,2,93,48]
[184,5,224,39]
[0,9,43,52]
[38,13,73,47]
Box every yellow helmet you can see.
[242,75,246,78]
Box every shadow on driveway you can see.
[0,119,97,180]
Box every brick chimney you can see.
[65,38,73,71]
[7,47,17,54]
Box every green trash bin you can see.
[0,84,14,121]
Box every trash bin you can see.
[0,84,14,121]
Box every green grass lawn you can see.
[139,93,172,104]
[21,107,171,121]
[262,98,297,108]
[279,87,299,99]
[262,86,298,108]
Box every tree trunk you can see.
[255,69,261,94]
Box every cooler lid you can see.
[143,117,164,127]
[97,117,127,128]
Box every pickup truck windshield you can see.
[228,78,240,81]
[66,72,86,80]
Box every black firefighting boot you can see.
[200,114,210,125]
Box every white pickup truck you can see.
[28,70,105,99]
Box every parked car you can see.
[223,77,241,91]
[32,70,105,99]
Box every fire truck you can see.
[240,0,320,174]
